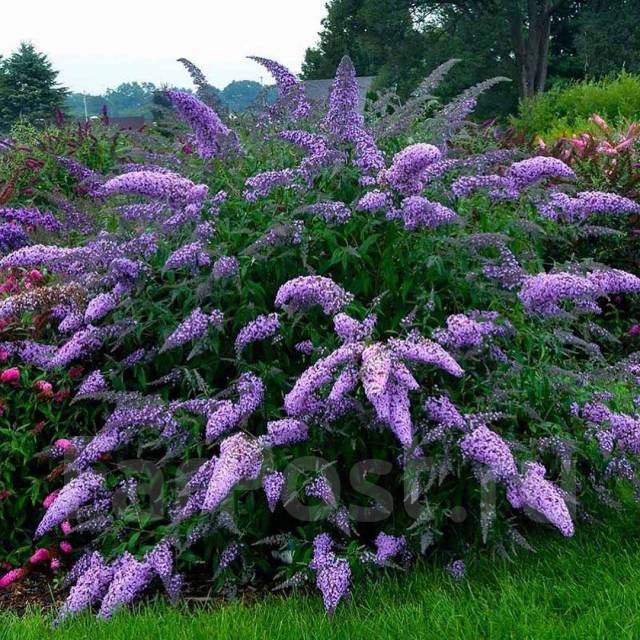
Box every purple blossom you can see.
[212,255,239,280]
[202,433,264,511]
[507,462,574,536]
[433,312,511,350]
[374,532,406,565]
[284,342,364,417]
[506,156,575,187]
[219,543,241,570]
[333,313,376,343]
[162,307,222,351]
[55,552,113,623]
[397,196,460,230]
[519,269,640,316]
[262,471,285,511]
[100,171,208,210]
[305,476,336,506]
[243,168,298,201]
[84,292,119,324]
[0,207,62,233]
[275,275,354,316]
[75,370,108,399]
[356,190,392,213]
[295,340,315,355]
[539,191,640,222]
[235,313,280,354]
[0,223,29,253]
[205,373,264,441]
[164,241,210,270]
[97,553,155,619]
[265,418,309,446]
[48,326,104,369]
[388,333,464,378]
[323,56,384,176]
[448,559,465,580]
[424,395,467,431]
[460,425,517,482]
[380,143,442,196]
[248,56,311,121]
[310,533,351,613]
[166,90,240,159]
[452,174,520,201]
[300,201,352,224]
[36,471,105,537]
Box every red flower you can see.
[68,366,84,379]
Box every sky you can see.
[3,0,328,94]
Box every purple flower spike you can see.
[275,275,353,316]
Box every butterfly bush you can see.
[248,56,311,121]
[3,54,640,621]
[166,90,241,159]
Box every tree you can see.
[410,1,582,98]
[104,82,157,116]
[302,0,428,95]
[0,42,67,130]
[221,81,263,112]
[65,92,106,119]
[574,0,640,77]
[303,0,633,108]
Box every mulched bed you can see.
[0,568,266,615]
[0,573,62,614]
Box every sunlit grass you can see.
[3,507,640,640]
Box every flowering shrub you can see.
[1,56,640,621]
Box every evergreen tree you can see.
[0,42,68,130]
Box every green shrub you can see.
[512,72,640,141]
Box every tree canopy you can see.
[302,0,640,115]
[0,43,68,130]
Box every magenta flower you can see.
[0,367,19,383]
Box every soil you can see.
[0,572,63,614]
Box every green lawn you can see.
[2,509,640,640]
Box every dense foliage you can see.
[513,73,640,141]
[1,55,640,622]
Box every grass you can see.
[2,508,640,640]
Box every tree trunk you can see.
[508,0,558,99]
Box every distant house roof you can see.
[90,116,146,130]
[303,76,375,113]
[108,116,146,130]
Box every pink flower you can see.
[182,143,194,154]
[35,380,54,397]
[30,548,51,564]
[59,541,73,554]
[60,521,72,535]
[0,367,20,384]
[630,324,640,337]
[0,567,26,588]
[590,114,610,132]
[0,349,9,361]
[43,490,60,508]
[50,558,61,571]
[27,269,43,282]
[54,438,73,450]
